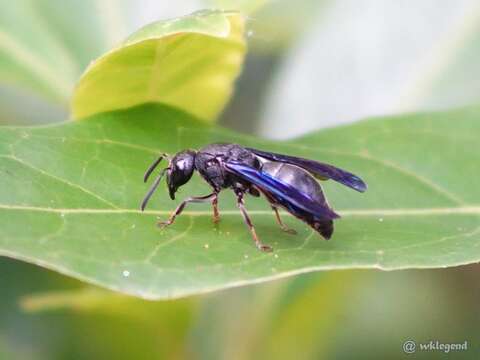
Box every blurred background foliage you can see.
[1,0,479,359]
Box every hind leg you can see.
[260,192,297,234]
[271,206,297,235]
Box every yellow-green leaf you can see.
[71,10,246,122]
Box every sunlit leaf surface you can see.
[0,104,478,299]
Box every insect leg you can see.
[260,190,296,235]
[271,206,297,235]
[236,192,273,252]
[158,193,216,228]
[212,193,220,224]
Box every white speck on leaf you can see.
[204,244,209,249]
[379,218,384,222]
[122,270,130,277]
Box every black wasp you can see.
[141,143,367,252]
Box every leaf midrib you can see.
[1,204,479,216]
[5,127,466,210]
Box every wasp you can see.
[141,143,366,252]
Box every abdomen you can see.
[261,162,327,204]
[261,161,334,239]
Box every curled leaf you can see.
[72,10,246,122]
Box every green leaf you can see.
[259,271,362,360]
[0,104,478,299]
[19,287,196,360]
[0,0,122,104]
[71,10,246,122]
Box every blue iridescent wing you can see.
[246,148,367,192]
[224,161,339,220]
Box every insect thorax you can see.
[195,143,260,191]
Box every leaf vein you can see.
[0,155,119,209]
[0,204,479,216]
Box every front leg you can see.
[158,193,217,228]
